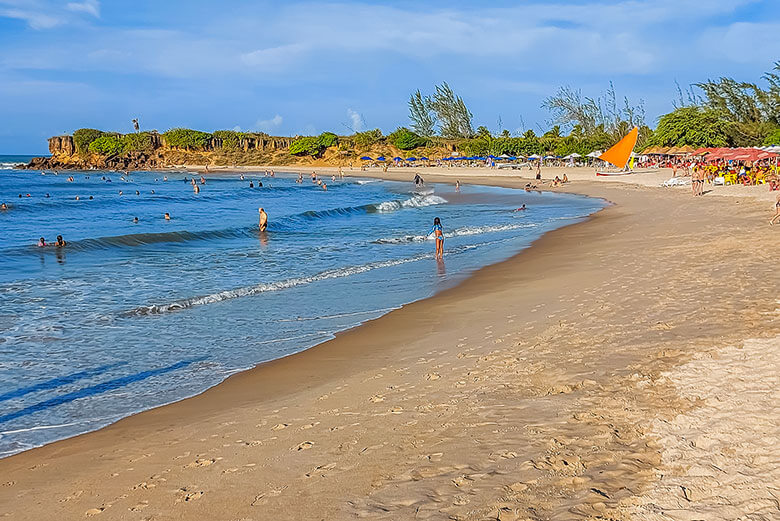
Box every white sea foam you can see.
[374,194,447,212]
[374,222,538,244]
[128,255,430,316]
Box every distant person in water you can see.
[135,190,140,195]
[194,184,200,194]
[133,217,139,223]
[55,235,66,247]
[200,175,206,184]
[258,207,268,231]
[514,204,527,212]
[0,202,7,210]
[427,217,444,259]
[164,212,171,220]
[249,181,254,188]
[322,183,327,191]
[455,180,460,192]
[38,237,46,247]
[414,174,424,186]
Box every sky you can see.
[1,0,779,154]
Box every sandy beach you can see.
[1,168,778,520]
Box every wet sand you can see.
[1,173,778,520]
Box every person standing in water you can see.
[455,180,460,192]
[427,217,444,259]
[55,235,67,247]
[258,207,268,231]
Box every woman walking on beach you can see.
[770,194,780,226]
[428,217,444,259]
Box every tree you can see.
[762,127,780,145]
[212,130,245,151]
[353,128,383,148]
[318,132,338,148]
[408,90,436,137]
[163,128,212,150]
[289,136,324,156]
[429,82,473,139]
[543,82,645,142]
[648,107,731,148]
[73,128,105,154]
[121,132,155,153]
[88,135,123,156]
[388,127,426,150]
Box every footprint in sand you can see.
[185,458,217,469]
[85,507,106,517]
[251,486,287,506]
[271,423,289,431]
[425,372,441,380]
[175,487,204,503]
[128,501,149,512]
[294,441,314,451]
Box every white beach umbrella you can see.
[586,151,602,158]
[528,154,541,159]
[498,154,510,158]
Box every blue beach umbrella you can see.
[406,157,417,161]
[360,156,373,160]
[376,156,386,161]
[393,156,402,161]
[419,156,429,160]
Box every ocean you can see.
[0,161,605,456]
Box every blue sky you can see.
[1,0,779,153]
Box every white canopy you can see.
[586,151,602,158]
[564,153,581,159]
[498,154,510,159]
[528,154,541,159]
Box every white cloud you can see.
[254,114,283,132]
[0,7,61,29]
[66,0,99,18]
[347,109,364,132]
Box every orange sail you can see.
[599,127,638,169]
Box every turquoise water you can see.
[0,165,604,456]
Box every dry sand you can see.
[1,169,778,520]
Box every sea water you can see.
[0,162,604,456]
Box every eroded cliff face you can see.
[31,132,296,170]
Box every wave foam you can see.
[374,222,537,244]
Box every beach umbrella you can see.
[376,156,386,161]
[360,156,373,160]
[406,157,417,161]
[393,156,402,161]
[585,151,601,158]
[529,154,541,159]
[419,156,429,160]
[508,156,517,160]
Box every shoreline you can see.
[0,177,606,458]
[1,171,778,520]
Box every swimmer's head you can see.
[433,217,441,226]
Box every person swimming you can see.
[427,217,444,259]
[0,202,7,210]
[55,235,66,247]
[514,204,527,211]
[164,212,171,220]
[194,184,200,193]
[38,237,46,247]
[249,181,254,188]
[258,207,268,231]
[133,217,139,223]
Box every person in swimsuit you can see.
[770,195,780,226]
[55,235,66,247]
[428,217,444,259]
[38,237,46,247]
[258,207,268,231]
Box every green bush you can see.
[88,135,124,156]
[121,132,155,153]
[353,128,383,148]
[73,128,105,154]
[763,127,780,145]
[289,136,323,156]
[318,132,338,148]
[163,128,212,150]
[388,127,426,150]
[212,130,245,151]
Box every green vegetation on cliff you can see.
[73,128,106,154]
[388,127,427,150]
[88,134,123,155]
[163,128,212,150]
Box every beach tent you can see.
[360,156,373,160]
[565,153,581,159]
[393,156,402,161]
[406,157,417,161]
